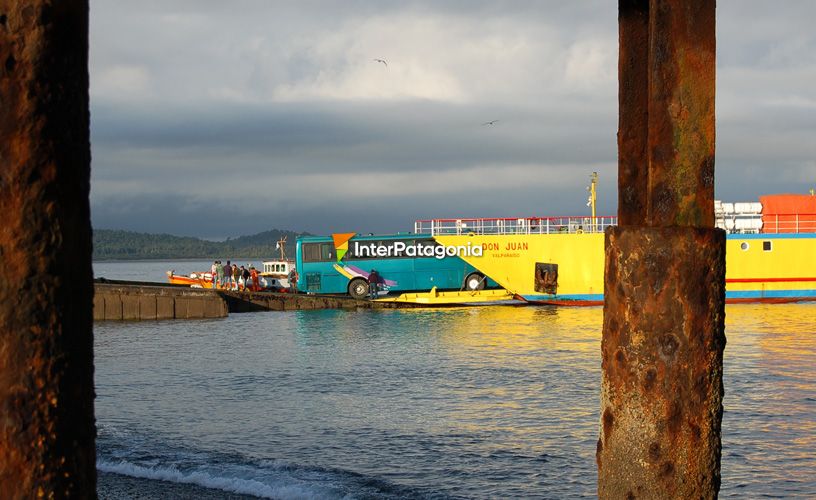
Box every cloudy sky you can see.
[89,1,816,239]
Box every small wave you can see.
[98,460,335,500]
[96,425,432,499]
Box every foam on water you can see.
[96,424,428,500]
[97,459,333,499]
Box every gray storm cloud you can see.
[90,0,816,238]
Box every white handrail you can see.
[414,216,618,236]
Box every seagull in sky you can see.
[373,58,388,67]
[482,119,499,126]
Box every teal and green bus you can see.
[296,233,494,299]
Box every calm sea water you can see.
[94,261,816,499]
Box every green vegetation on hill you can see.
[93,229,310,260]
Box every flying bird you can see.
[482,120,499,126]
[373,58,388,67]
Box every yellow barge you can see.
[419,193,816,306]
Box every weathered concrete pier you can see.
[94,282,229,320]
[218,290,423,312]
[93,281,423,320]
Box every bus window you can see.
[302,243,323,262]
[346,239,419,260]
[345,240,377,259]
[415,238,439,247]
[321,243,334,261]
[303,242,335,262]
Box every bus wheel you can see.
[465,272,486,291]
[348,278,369,300]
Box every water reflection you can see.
[95,303,816,498]
[261,306,608,496]
[722,303,816,498]
[293,305,606,351]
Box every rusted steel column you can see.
[599,1,725,498]
[599,227,725,498]
[0,1,96,497]
[617,0,649,226]
[646,1,717,227]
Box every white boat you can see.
[261,236,295,288]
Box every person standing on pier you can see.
[232,263,240,290]
[240,265,250,291]
[288,267,298,294]
[216,260,224,289]
[249,266,260,292]
[368,269,381,299]
[224,260,233,289]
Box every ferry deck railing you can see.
[414,216,618,236]
[754,213,816,234]
[415,212,816,237]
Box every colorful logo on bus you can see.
[331,232,356,262]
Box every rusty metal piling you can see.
[598,1,725,498]
[0,0,96,496]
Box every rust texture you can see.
[599,227,725,498]
[600,1,724,498]
[618,0,717,228]
[617,0,649,226]
[0,0,96,497]
[646,1,716,228]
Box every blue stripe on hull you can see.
[521,293,603,303]
[725,289,816,300]
[726,233,816,240]
[522,290,816,303]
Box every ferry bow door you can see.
[535,263,558,296]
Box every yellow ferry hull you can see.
[375,288,516,306]
[435,232,816,305]
[722,234,816,303]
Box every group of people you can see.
[210,260,261,291]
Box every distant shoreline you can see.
[93,228,307,262]
[93,257,265,263]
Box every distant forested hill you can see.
[93,229,310,260]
